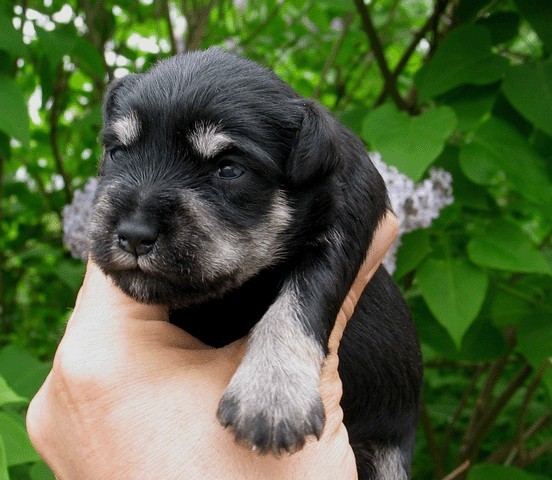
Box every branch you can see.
[335,50,374,109]
[461,361,507,454]
[516,361,549,462]
[487,412,552,464]
[352,0,411,111]
[49,67,72,204]
[374,0,451,107]
[442,365,485,461]
[0,154,5,333]
[238,4,281,48]
[460,328,516,459]
[183,0,217,51]
[313,13,354,99]
[420,404,445,478]
[462,363,533,462]
[158,0,178,54]
[486,394,552,464]
[518,439,552,467]
[441,460,471,480]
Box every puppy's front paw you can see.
[217,369,325,455]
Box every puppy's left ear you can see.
[287,100,343,186]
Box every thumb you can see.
[66,259,169,331]
[328,211,399,353]
[319,211,399,426]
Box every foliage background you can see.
[0,0,551,478]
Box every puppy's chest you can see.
[170,270,282,347]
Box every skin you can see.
[26,214,398,480]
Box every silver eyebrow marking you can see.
[112,110,141,146]
[189,122,233,158]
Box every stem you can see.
[352,0,411,111]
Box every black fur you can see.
[88,48,423,479]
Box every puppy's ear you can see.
[287,100,342,186]
[103,74,140,121]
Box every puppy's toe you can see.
[217,381,325,455]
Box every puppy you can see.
[88,48,423,479]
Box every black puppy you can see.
[88,48,422,479]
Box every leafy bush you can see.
[0,1,550,478]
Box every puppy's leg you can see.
[371,445,409,480]
[217,250,350,454]
[217,278,324,453]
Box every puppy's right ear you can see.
[286,100,343,187]
[103,74,140,121]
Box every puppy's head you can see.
[89,49,345,307]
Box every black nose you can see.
[117,217,159,257]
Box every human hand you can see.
[26,213,398,480]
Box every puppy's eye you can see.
[215,162,245,180]
[106,147,123,160]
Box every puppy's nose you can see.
[117,218,159,257]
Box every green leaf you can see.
[0,346,50,399]
[459,142,501,185]
[338,107,367,136]
[0,77,29,147]
[54,261,85,292]
[30,461,56,480]
[459,117,552,207]
[394,229,431,280]
[73,37,105,78]
[0,11,26,58]
[516,312,552,373]
[409,298,457,357]
[456,0,493,22]
[317,0,354,12]
[415,25,509,100]
[489,289,532,327]
[416,257,489,348]
[468,220,552,274]
[36,27,77,75]
[502,60,552,137]
[0,412,41,466]
[459,316,505,360]
[0,436,9,480]
[443,84,497,132]
[0,376,27,406]
[363,104,457,180]
[477,11,521,45]
[514,0,552,52]
[468,464,541,480]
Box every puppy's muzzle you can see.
[116,213,159,257]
